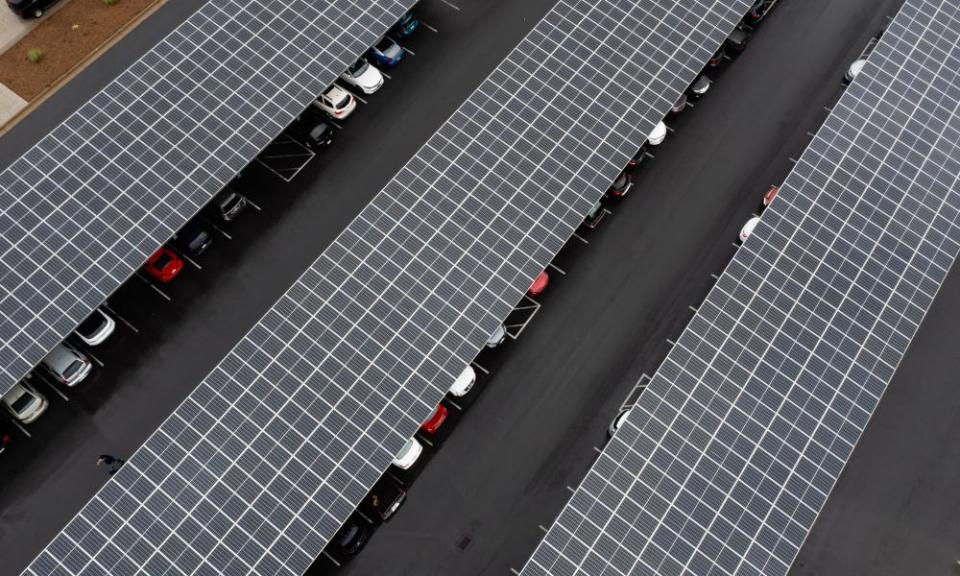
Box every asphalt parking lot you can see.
[0,0,564,570]
[2,0,952,575]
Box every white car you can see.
[313,85,357,120]
[75,308,115,346]
[739,215,761,243]
[485,324,507,349]
[448,366,477,397]
[340,59,384,94]
[2,381,48,424]
[42,343,92,387]
[845,58,866,84]
[391,438,423,470]
[608,407,631,438]
[647,121,667,146]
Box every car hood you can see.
[449,366,476,395]
[383,43,403,59]
[648,121,667,144]
[355,65,383,88]
[847,59,867,80]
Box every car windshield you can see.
[154,252,173,269]
[348,60,368,76]
[64,360,83,380]
[376,38,394,52]
[11,393,33,413]
[334,94,350,109]
[77,314,104,337]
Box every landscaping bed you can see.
[0,0,159,101]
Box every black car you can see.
[362,478,407,522]
[724,26,751,55]
[172,221,214,257]
[290,112,336,150]
[330,517,369,556]
[627,145,650,169]
[6,0,58,18]
[606,170,633,199]
[744,0,780,24]
[209,188,248,222]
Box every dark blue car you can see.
[392,11,420,38]
[368,37,405,67]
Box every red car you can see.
[528,271,550,296]
[758,185,780,212]
[421,404,448,434]
[144,247,184,283]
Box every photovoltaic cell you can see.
[0,0,414,396]
[21,0,752,574]
[521,0,960,574]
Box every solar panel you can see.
[0,0,415,396]
[21,0,753,574]
[520,1,960,574]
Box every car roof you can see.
[324,85,348,98]
[43,344,78,370]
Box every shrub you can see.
[27,49,43,63]
[102,0,119,5]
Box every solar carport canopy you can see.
[521,0,960,574]
[0,0,414,395]
[22,0,755,574]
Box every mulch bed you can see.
[0,0,158,101]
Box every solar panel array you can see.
[0,0,415,396]
[521,1,960,574]
[22,0,754,574]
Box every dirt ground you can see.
[0,0,159,101]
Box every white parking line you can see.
[573,233,589,244]
[354,94,369,105]
[101,303,139,334]
[87,350,105,368]
[471,361,489,375]
[438,0,461,10]
[329,120,344,130]
[245,197,262,212]
[547,262,567,276]
[381,71,392,80]
[422,21,439,33]
[322,551,341,567]
[403,46,416,56]
[446,398,464,411]
[182,253,202,270]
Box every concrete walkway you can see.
[0,81,26,126]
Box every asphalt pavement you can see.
[2,0,954,575]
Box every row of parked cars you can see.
[605,0,785,438]
[327,1,789,560]
[0,9,427,434]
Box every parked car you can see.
[607,170,633,198]
[485,324,507,348]
[210,188,248,222]
[421,404,448,434]
[6,0,58,18]
[448,366,477,397]
[2,381,48,424]
[392,10,420,38]
[844,59,867,84]
[528,271,550,296]
[75,308,115,346]
[314,85,357,119]
[687,75,712,99]
[340,59,384,94]
[670,94,688,115]
[647,121,667,146]
[330,517,369,556]
[743,0,781,24]
[583,200,607,229]
[363,478,407,522]
[391,437,423,470]
[289,113,336,150]
[759,185,780,212]
[144,247,184,283]
[172,221,213,257]
[608,407,631,438]
[708,45,726,68]
[725,26,752,55]
[41,343,92,387]
[627,145,650,169]
[739,215,761,243]
[368,37,404,67]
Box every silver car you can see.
[2,381,48,424]
[42,343,92,387]
[485,324,507,348]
